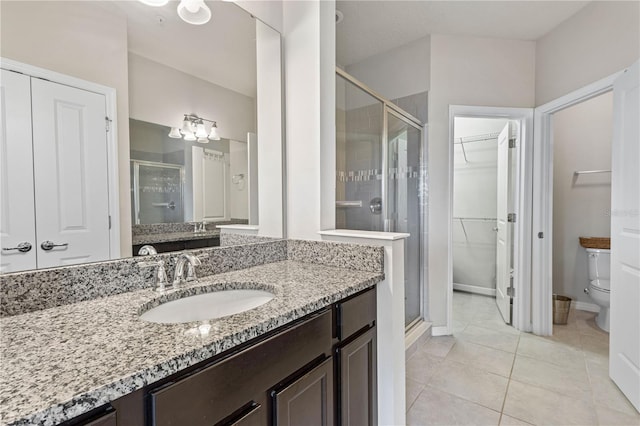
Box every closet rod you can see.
[454,132,501,144]
[454,217,497,221]
[574,170,611,175]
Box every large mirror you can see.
[0,1,284,273]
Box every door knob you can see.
[2,242,33,253]
[41,240,69,251]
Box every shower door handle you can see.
[369,197,382,214]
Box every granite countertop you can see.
[0,260,383,426]
[132,229,221,245]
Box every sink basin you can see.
[140,289,275,324]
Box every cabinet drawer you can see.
[150,309,332,426]
[337,288,376,340]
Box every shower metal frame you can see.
[336,68,428,331]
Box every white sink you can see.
[140,289,275,324]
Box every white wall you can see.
[535,1,640,106]
[283,0,336,240]
[552,92,613,304]
[0,1,132,256]
[229,141,249,219]
[453,117,508,291]
[428,34,536,328]
[345,36,430,101]
[128,54,256,143]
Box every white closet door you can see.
[496,123,512,323]
[0,70,37,272]
[31,78,110,268]
[610,60,640,412]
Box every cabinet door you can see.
[30,78,111,268]
[337,328,376,426]
[273,358,334,426]
[0,69,37,272]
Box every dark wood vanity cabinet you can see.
[132,236,220,256]
[334,288,377,426]
[70,288,376,426]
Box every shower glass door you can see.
[386,110,423,327]
[336,71,426,328]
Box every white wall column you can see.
[283,0,335,240]
[320,230,408,426]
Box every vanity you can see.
[0,240,384,426]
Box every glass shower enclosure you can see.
[336,69,426,329]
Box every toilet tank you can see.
[587,248,611,281]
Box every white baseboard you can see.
[453,283,496,297]
[431,326,450,336]
[573,301,600,313]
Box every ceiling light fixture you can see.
[176,0,212,25]
[169,114,221,143]
[138,0,211,26]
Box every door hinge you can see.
[538,231,544,239]
[507,286,515,297]
[509,138,517,148]
[507,213,516,223]
[105,116,112,132]
[108,215,112,230]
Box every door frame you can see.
[0,57,121,259]
[531,70,623,335]
[446,105,534,335]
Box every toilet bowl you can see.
[584,248,610,332]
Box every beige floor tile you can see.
[453,319,469,335]
[581,334,610,358]
[407,386,501,426]
[503,380,598,425]
[428,359,509,411]
[475,317,522,335]
[517,333,586,369]
[420,335,457,358]
[498,414,533,425]
[511,355,592,401]
[576,314,609,338]
[406,377,426,411]
[446,340,515,378]
[458,325,520,353]
[595,404,640,426]
[406,349,445,385]
[548,325,584,349]
[590,372,640,417]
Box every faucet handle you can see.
[138,260,169,292]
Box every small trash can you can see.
[553,294,572,325]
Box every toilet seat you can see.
[590,279,610,292]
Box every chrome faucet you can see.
[172,252,202,287]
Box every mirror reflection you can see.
[0,1,283,273]
[130,119,251,225]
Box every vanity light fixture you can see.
[138,0,211,26]
[169,114,221,143]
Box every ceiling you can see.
[109,1,257,98]
[336,1,590,66]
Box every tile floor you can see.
[406,291,640,425]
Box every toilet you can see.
[584,248,610,332]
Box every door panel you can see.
[0,70,37,272]
[386,111,423,327]
[31,78,110,268]
[496,123,512,323]
[273,358,334,426]
[610,60,640,411]
[338,328,376,426]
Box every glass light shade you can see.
[181,118,193,134]
[177,0,211,25]
[208,123,220,140]
[168,127,182,138]
[197,137,209,143]
[183,131,196,141]
[195,122,208,139]
[139,0,169,6]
